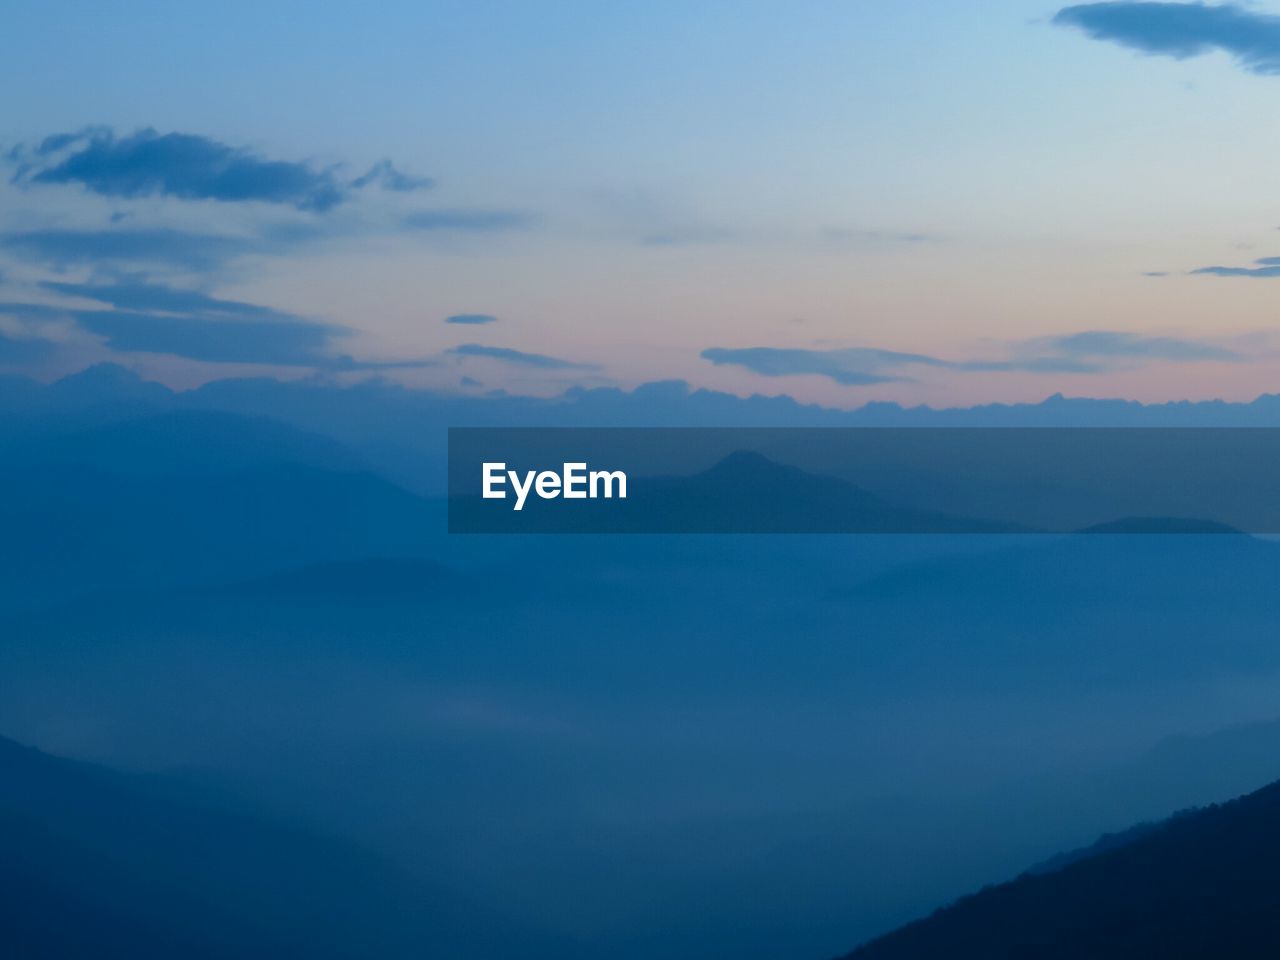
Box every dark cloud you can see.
[444,313,499,325]
[1192,256,1280,277]
[10,128,435,211]
[0,301,79,322]
[450,343,598,370]
[701,332,1239,385]
[72,308,342,366]
[1053,2,1280,75]
[1,228,250,271]
[351,159,434,193]
[40,279,299,322]
[402,210,532,232]
[3,278,434,370]
[15,128,348,210]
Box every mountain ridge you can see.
[839,776,1280,959]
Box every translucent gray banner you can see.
[448,427,1280,533]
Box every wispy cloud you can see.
[700,347,925,385]
[1,278,434,370]
[40,279,301,322]
[1191,256,1280,277]
[444,314,499,325]
[9,128,433,211]
[402,210,533,232]
[819,227,938,247]
[1054,2,1280,75]
[1036,329,1242,361]
[449,343,599,370]
[1,228,251,271]
[701,331,1242,385]
[349,159,435,193]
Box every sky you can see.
[4,0,1280,406]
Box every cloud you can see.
[1053,2,1280,75]
[699,346,1095,384]
[820,227,937,246]
[71,308,345,366]
[444,313,499,325]
[1040,329,1242,361]
[12,128,352,210]
[701,332,1241,385]
[1192,256,1280,277]
[700,347,917,385]
[9,128,436,211]
[350,159,434,193]
[0,330,59,364]
[449,343,598,370]
[402,210,532,232]
[40,279,300,322]
[2,278,434,370]
[1,228,251,271]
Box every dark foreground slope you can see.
[841,776,1280,960]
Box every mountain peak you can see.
[49,363,172,405]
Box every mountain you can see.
[0,734,562,959]
[0,407,448,610]
[3,408,362,475]
[0,461,444,609]
[839,775,1280,959]
[841,527,1280,606]
[12,365,1280,500]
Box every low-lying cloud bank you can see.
[701,331,1243,385]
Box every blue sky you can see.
[4,1,1280,405]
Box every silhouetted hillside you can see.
[4,409,362,476]
[0,458,444,609]
[841,776,1280,959]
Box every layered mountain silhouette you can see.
[0,410,446,610]
[9,365,1280,959]
[840,774,1280,959]
[0,735,565,959]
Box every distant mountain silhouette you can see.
[839,775,1280,959]
[842,528,1280,604]
[4,409,362,476]
[0,459,443,610]
[12,364,1280,500]
[0,735,560,959]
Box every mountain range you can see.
[841,773,1280,959]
